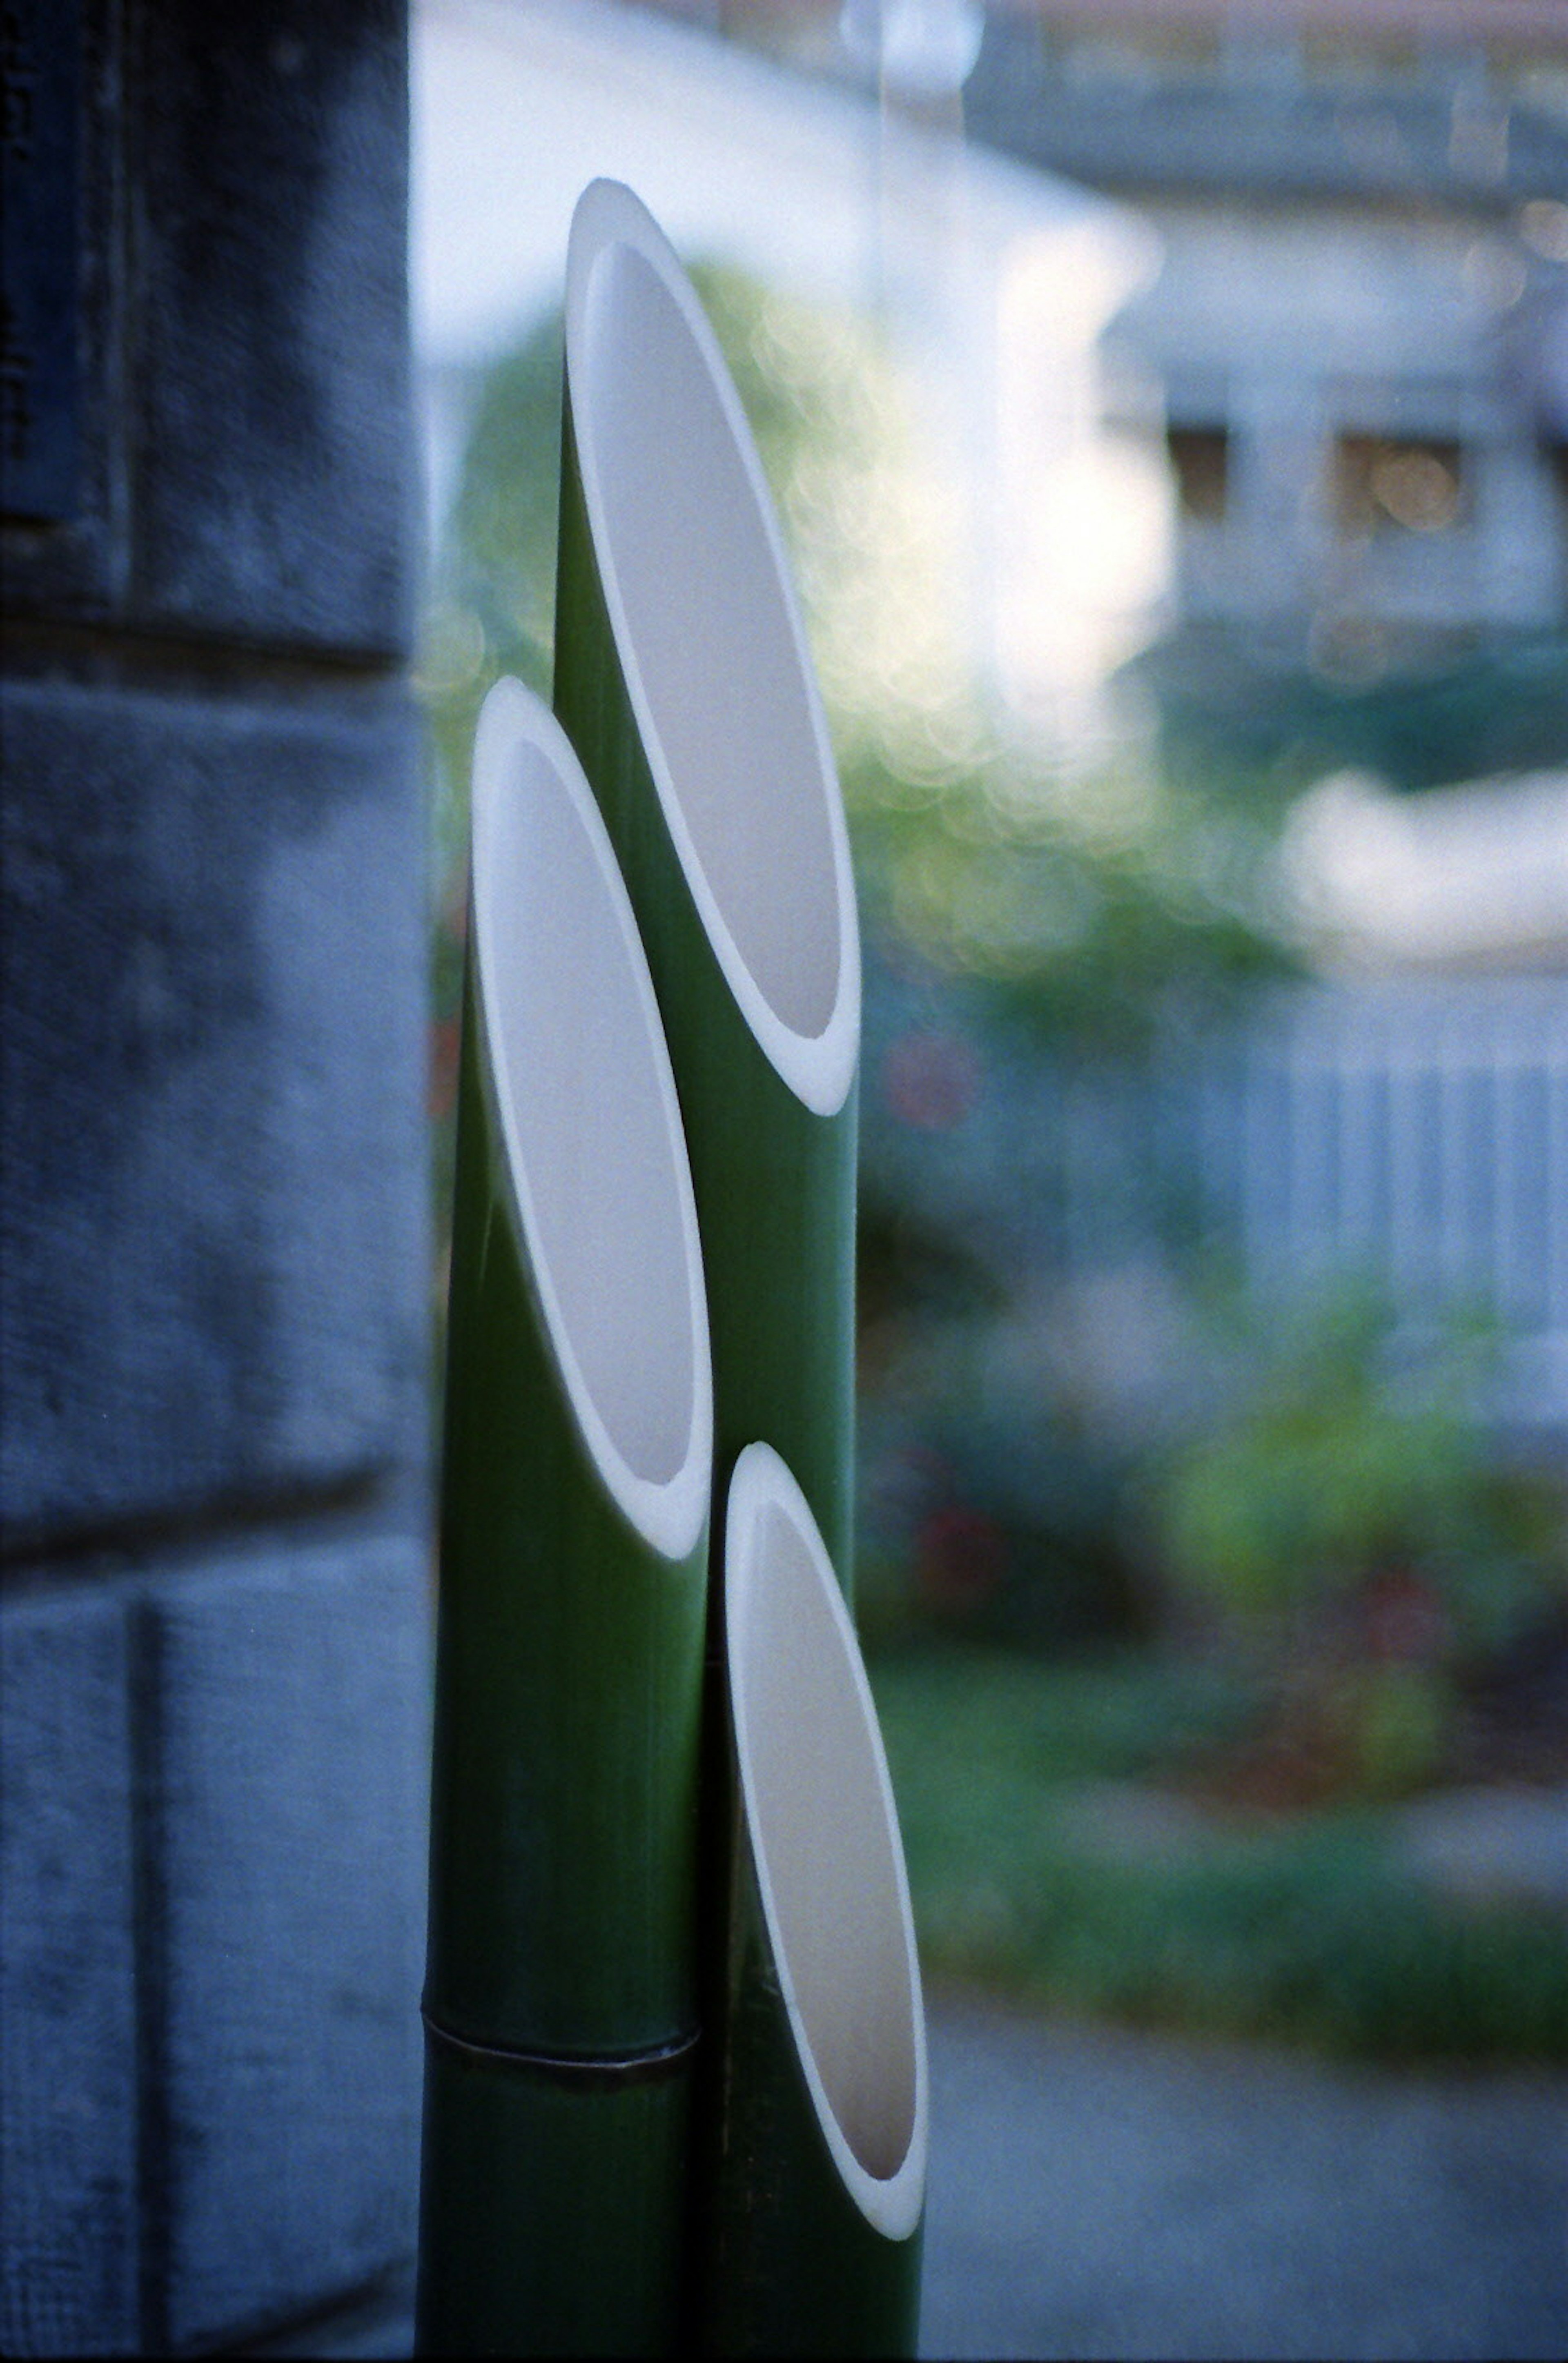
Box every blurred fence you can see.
[1160,980,1568,1432]
[864,964,1568,1432]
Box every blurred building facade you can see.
[964,0,1568,661]
[661,0,1568,677]
[2,5,430,2352]
[957,5,1568,1428]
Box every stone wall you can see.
[1,5,430,2350]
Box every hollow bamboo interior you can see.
[557,178,861,1592]
[694,1443,927,2356]
[468,675,711,1558]
[564,178,857,1112]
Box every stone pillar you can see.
[1,4,430,2351]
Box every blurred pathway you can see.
[253,1990,1567,2358]
[922,1991,1568,2362]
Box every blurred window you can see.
[1334,433,1468,537]
[1166,423,1229,522]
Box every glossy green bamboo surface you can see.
[555,185,859,1599]
[693,1446,926,2358]
[418,2034,691,2359]
[419,687,712,2355]
[696,1850,923,2359]
[423,951,708,2058]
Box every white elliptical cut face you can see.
[725,1443,927,2240]
[470,678,713,1562]
[565,177,860,1119]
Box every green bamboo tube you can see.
[697,1443,928,2358]
[555,178,861,1599]
[417,679,713,2356]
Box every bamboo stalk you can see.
[418,2045,694,2359]
[417,679,713,2356]
[555,178,861,1598]
[696,1443,928,2357]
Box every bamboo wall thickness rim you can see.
[470,677,712,1561]
[724,1442,928,2243]
[564,176,860,1121]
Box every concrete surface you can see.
[0,1590,140,2355]
[145,1536,428,2353]
[920,1992,1568,2362]
[0,680,427,1547]
[2,8,428,2350]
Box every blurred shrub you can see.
[1152,1283,1568,1793]
[873,1646,1568,2061]
[856,1304,1156,1656]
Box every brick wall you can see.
[1,5,431,2350]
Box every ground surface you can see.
[254,1987,1568,2360]
[920,1989,1568,2362]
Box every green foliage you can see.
[1155,1285,1565,1658]
[858,1344,1149,1658]
[1146,1284,1568,1800]
[417,316,563,888]
[871,1647,1568,2061]
[869,1646,1257,1785]
[1343,1662,1451,1796]
[416,263,905,895]
[417,259,1291,1049]
[851,748,1293,1060]
[1144,624,1568,797]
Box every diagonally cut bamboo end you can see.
[565,176,860,1118]
[725,1440,928,2242]
[470,676,713,1559]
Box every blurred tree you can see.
[416,257,1297,1643]
[419,259,1292,1050]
